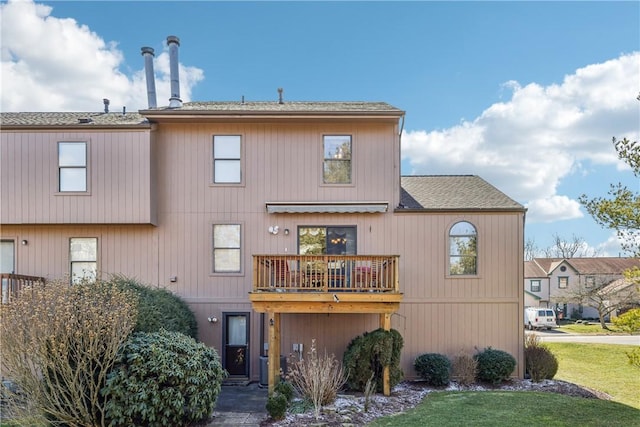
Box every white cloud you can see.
[596,232,629,258]
[0,0,203,112]
[525,196,583,224]
[402,51,640,218]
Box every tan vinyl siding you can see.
[1,130,155,224]
[2,115,524,381]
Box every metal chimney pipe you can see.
[166,36,182,108]
[141,47,157,109]
[103,98,110,113]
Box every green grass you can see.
[369,391,640,427]
[557,321,625,334]
[370,342,640,426]
[545,342,640,408]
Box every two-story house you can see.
[1,37,526,392]
[525,257,639,320]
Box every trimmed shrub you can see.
[274,380,295,403]
[343,328,404,393]
[451,350,477,386]
[110,275,198,338]
[414,353,451,386]
[474,347,516,385]
[266,393,288,421]
[525,346,559,381]
[103,329,226,427]
[0,279,137,427]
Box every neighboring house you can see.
[524,260,550,308]
[0,37,527,391]
[525,257,639,320]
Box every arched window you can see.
[449,221,477,275]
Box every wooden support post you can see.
[380,313,392,396]
[267,311,281,395]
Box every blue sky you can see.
[2,0,639,257]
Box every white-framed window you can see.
[449,221,477,275]
[558,276,568,289]
[213,224,241,273]
[323,135,351,184]
[58,142,87,192]
[213,135,242,184]
[70,237,97,284]
[530,279,541,292]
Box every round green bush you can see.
[343,328,404,392]
[266,393,288,420]
[110,275,198,339]
[103,329,226,426]
[414,353,451,386]
[274,380,295,403]
[474,347,516,385]
[525,346,559,382]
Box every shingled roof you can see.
[0,112,149,128]
[532,257,639,275]
[2,102,404,128]
[399,175,525,211]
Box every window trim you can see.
[211,222,243,276]
[585,276,595,288]
[530,279,541,292]
[211,134,244,186]
[447,220,478,277]
[69,237,98,284]
[57,141,90,195]
[321,134,353,186]
[558,276,569,289]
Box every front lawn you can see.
[369,391,640,427]
[545,342,639,408]
[371,342,640,426]
[557,321,625,334]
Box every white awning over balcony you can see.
[266,201,388,214]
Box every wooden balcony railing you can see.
[252,255,399,293]
[1,273,46,304]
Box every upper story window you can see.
[213,224,241,273]
[213,135,242,184]
[58,142,87,192]
[558,276,569,289]
[585,276,595,288]
[449,221,477,275]
[323,135,351,184]
[530,280,541,292]
[298,226,356,255]
[70,237,97,284]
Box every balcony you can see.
[249,255,403,395]
[1,273,46,304]
[250,254,402,314]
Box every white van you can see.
[524,307,557,330]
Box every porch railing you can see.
[1,273,46,304]
[252,255,399,293]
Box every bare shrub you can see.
[451,350,477,386]
[286,339,347,420]
[363,373,376,413]
[0,279,137,426]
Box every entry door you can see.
[1,240,15,303]
[223,313,249,377]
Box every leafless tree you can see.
[555,275,639,329]
[542,233,598,258]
